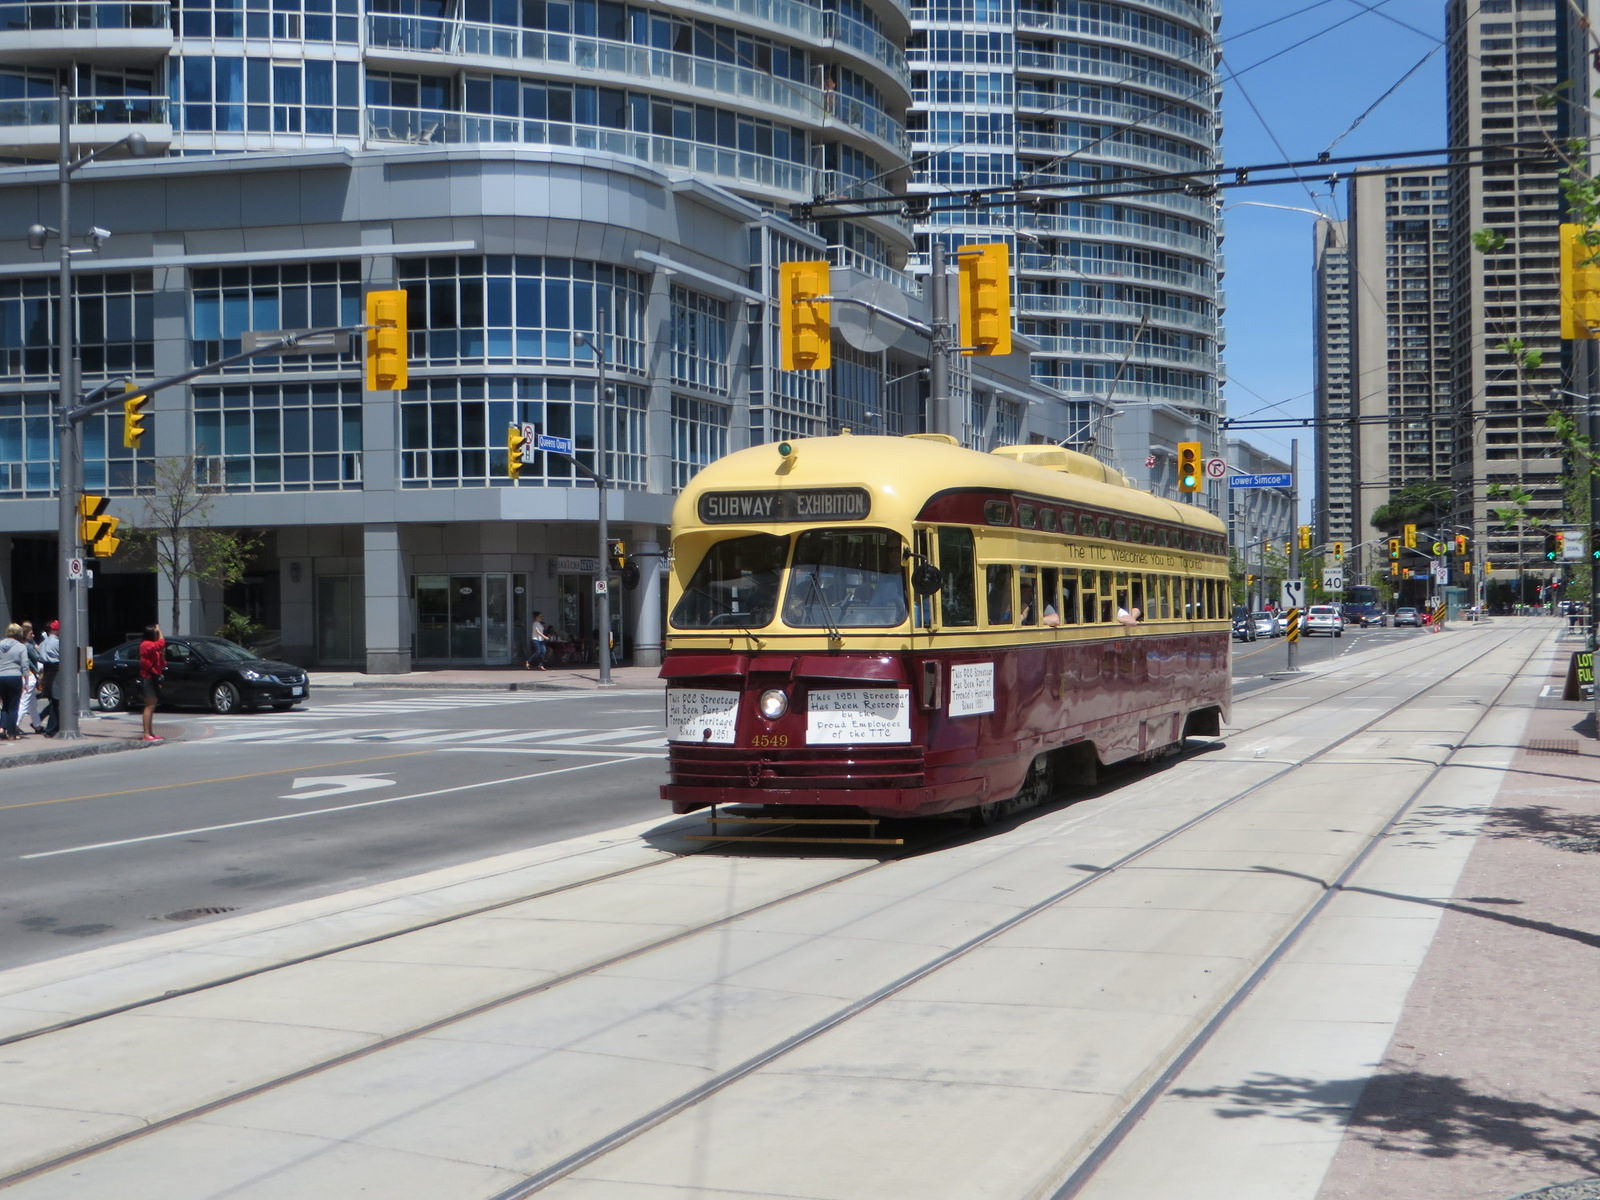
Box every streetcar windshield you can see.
[670,533,788,628]
[782,528,907,628]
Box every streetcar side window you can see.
[1098,571,1114,623]
[1059,570,1080,623]
[669,532,788,629]
[1040,568,1060,626]
[937,526,977,627]
[1156,575,1172,619]
[1019,566,1039,626]
[986,564,1014,624]
[1129,576,1145,621]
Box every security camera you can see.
[88,226,111,245]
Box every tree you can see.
[1369,478,1453,534]
[123,457,260,635]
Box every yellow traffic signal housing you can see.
[78,493,120,557]
[1298,525,1310,550]
[1455,534,1467,555]
[608,538,626,571]
[1283,540,1291,556]
[507,424,526,480]
[778,261,831,370]
[366,289,408,390]
[1333,541,1344,562]
[957,243,1012,356]
[1560,223,1600,339]
[1176,441,1202,493]
[1388,538,1401,561]
[1403,523,1416,548]
[122,384,150,450]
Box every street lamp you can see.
[32,88,147,739]
[574,311,615,687]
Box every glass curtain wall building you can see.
[0,0,1067,670]
[905,0,1224,489]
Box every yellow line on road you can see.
[0,749,436,812]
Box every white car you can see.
[1304,604,1344,637]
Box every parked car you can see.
[1393,607,1422,627]
[1250,611,1281,638]
[1304,604,1344,637]
[91,635,310,714]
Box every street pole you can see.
[928,241,951,439]
[53,90,83,739]
[1287,438,1299,672]
[577,313,613,687]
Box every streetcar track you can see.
[485,626,1540,1196]
[0,624,1536,1193]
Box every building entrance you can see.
[412,572,527,664]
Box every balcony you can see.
[0,0,172,64]
[0,94,172,161]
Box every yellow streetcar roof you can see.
[673,434,1227,536]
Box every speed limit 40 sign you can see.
[1323,572,1344,592]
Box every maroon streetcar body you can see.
[660,435,1232,821]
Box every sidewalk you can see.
[0,663,666,770]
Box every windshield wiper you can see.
[806,570,843,642]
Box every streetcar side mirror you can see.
[911,563,943,596]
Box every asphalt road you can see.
[1,686,671,970]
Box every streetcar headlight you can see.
[758,688,789,720]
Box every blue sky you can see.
[1217,0,1448,469]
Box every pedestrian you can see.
[525,611,552,670]
[139,622,166,742]
[37,619,60,737]
[17,620,40,734]
[0,623,28,741]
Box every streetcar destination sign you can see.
[1228,473,1292,488]
[699,487,871,523]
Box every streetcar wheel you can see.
[970,801,1004,828]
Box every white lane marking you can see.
[21,757,636,860]
[281,774,396,800]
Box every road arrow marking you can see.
[282,774,396,801]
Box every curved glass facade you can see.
[907,0,1222,442]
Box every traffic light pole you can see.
[576,314,613,687]
[1287,438,1299,672]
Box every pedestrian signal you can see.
[79,493,120,557]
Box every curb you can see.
[0,736,149,770]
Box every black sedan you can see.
[91,636,310,714]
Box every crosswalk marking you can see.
[202,724,663,753]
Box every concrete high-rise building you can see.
[1312,217,1352,558]
[0,0,1050,667]
[1341,170,1454,587]
[905,0,1225,501]
[1445,0,1569,593]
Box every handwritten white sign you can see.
[949,662,995,717]
[807,688,911,744]
[666,689,739,744]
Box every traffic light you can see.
[1283,540,1291,556]
[1455,534,1467,555]
[1246,573,1254,586]
[1389,538,1401,562]
[778,260,831,370]
[1298,525,1310,550]
[78,493,120,558]
[1176,441,1202,493]
[1557,531,1566,558]
[1592,527,1600,561]
[1560,223,1600,339]
[507,423,526,480]
[1333,542,1344,563]
[608,538,626,572]
[957,243,1012,356]
[1545,532,1560,560]
[1403,523,1416,549]
[365,289,408,390]
[122,383,150,450]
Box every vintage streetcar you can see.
[660,433,1231,828]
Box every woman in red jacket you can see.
[139,623,166,742]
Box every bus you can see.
[659,433,1232,826]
